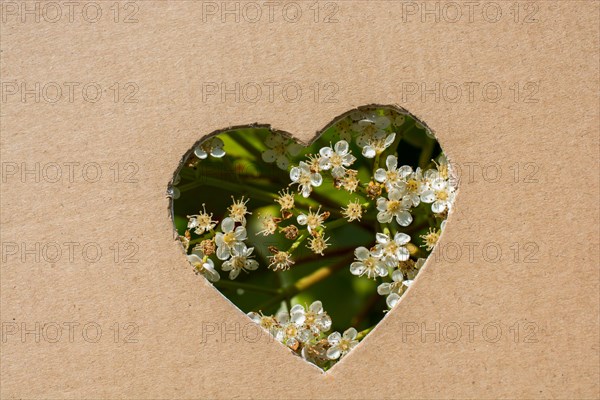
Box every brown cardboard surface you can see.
[0,1,598,399]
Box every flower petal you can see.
[326,346,341,360]
[387,293,400,308]
[327,331,341,345]
[343,327,357,340]
[291,311,306,326]
[332,166,345,178]
[245,260,259,270]
[276,155,289,170]
[385,155,397,171]
[287,143,302,156]
[395,211,413,227]
[392,269,405,282]
[396,246,410,261]
[388,189,402,201]
[234,226,247,241]
[229,269,240,280]
[205,268,220,282]
[309,300,323,314]
[374,168,387,183]
[394,232,411,245]
[376,232,389,244]
[354,247,370,260]
[261,149,277,163]
[377,282,392,295]
[216,246,230,260]
[377,211,393,223]
[290,304,305,314]
[310,173,323,186]
[297,214,308,225]
[362,146,376,158]
[289,167,300,182]
[194,147,208,159]
[211,147,226,158]
[421,190,435,203]
[432,200,446,214]
[398,165,413,178]
[350,262,365,276]
[319,146,333,158]
[334,140,349,154]
[221,217,235,233]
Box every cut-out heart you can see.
[170,105,456,370]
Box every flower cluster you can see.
[176,107,457,370]
[377,258,425,309]
[194,137,226,159]
[374,154,456,225]
[262,133,303,170]
[248,301,359,367]
[183,196,259,281]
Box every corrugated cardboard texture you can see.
[1,1,598,399]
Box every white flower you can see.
[420,177,455,214]
[221,242,259,279]
[434,154,451,180]
[194,137,225,159]
[362,132,396,159]
[268,251,294,271]
[377,269,412,309]
[375,158,425,208]
[187,204,217,235]
[374,155,412,191]
[374,232,411,268]
[420,227,441,251]
[318,140,356,178]
[290,301,332,335]
[262,133,303,170]
[350,247,388,279]
[276,309,311,350]
[341,199,363,222]
[335,118,353,143]
[393,113,406,127]
[296,207,327,234]
[257,214,279,236]
[376,189,413,226]
[247,311,279,337]
[397,167,425,208]
[290,161,323,198]
[275,188,295,211]
[214,217,247,260]
[326,327,359,360]
[308,235,330,256]
[228,196,251,225]
[349,110,367,122]
[353,115,391,147]
[187,251,220,282]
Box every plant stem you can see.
[213,280,280,294]
[294,246,355,264]
[188,229,217,247]
[233,132,263,162]
[324,217,349,231]
[356,326,374,341]
[257,255,353,312]
[179,176,277,203]
[288,232,308,254]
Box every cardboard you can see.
[1,1,598,398]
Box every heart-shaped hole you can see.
[170,105,456,370]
